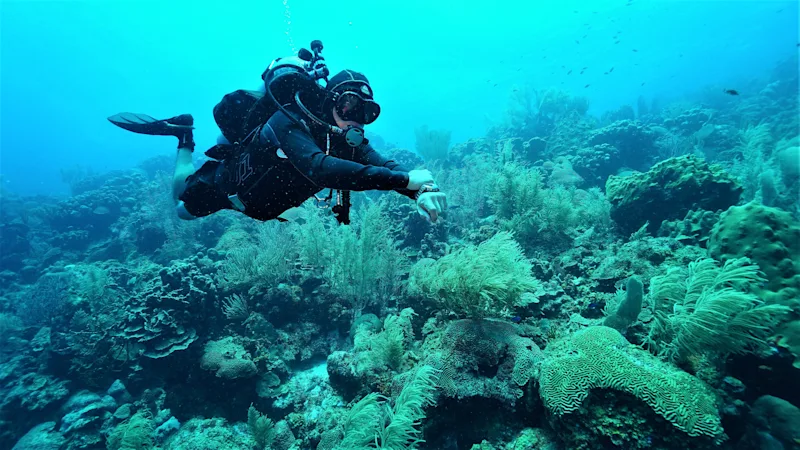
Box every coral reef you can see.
[586,119,658,170]
[539,326,724,443]
[423,319,543,407]
[2,54,798,450]
[606,154,742,234]
[708,201,800,304]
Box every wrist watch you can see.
[415,183,440,200]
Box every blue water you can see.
[1,0,796,196]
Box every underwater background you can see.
[1,0,799,449]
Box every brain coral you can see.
[538,326,724,441]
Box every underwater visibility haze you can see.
[1,0,799,449]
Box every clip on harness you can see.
[313,133,351,225]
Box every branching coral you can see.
[295,201,408,313]
[354,308,417,371]
[335,365,439,450]
[247,404,275,449]
[106,409,154,450]
[646,257,791,363]
[408,232,539,318]
[414,125,452,165]
[216,222,295,291]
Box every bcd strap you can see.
[332,190,351,225]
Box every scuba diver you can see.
[108,40,447,225]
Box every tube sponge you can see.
[603,276,643,331]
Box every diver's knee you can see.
[175,202,197,221]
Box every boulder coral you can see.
[606,155,742,234]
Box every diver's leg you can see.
[172,134,195,203]
[106,112,196,203]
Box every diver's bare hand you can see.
[406,169,435,190]
[416,191,448,223]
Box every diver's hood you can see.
[295,86,369,148]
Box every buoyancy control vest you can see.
[205,40,355,225]
[205,41,329,161]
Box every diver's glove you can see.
[415,184,447,224]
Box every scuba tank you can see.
[209,40,329,156]
[262,40,329,108]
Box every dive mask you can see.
[335,91,381,125]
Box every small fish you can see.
[580,70,585,75]
[723,89,739,95]
[584,84,590,88]
[511,316,522,323]
[632,49,638,52]
[576,40,580,44]
[493,83,498,87]
[614,40,620,44]
[641,82,646,86]
[604,71,609,75]
[582,34,587,38]
[609,66,615,73]
[567,69,573,75]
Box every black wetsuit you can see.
[179,108,415,220]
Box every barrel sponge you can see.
[539,326,724,441]
[708,202,800,301]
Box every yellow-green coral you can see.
[539,326,724,441]
[408,232,540,318]
[106,410,154,450]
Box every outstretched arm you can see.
[266,112,410,192]
[354,143,448,223]
[351,144,419,200]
